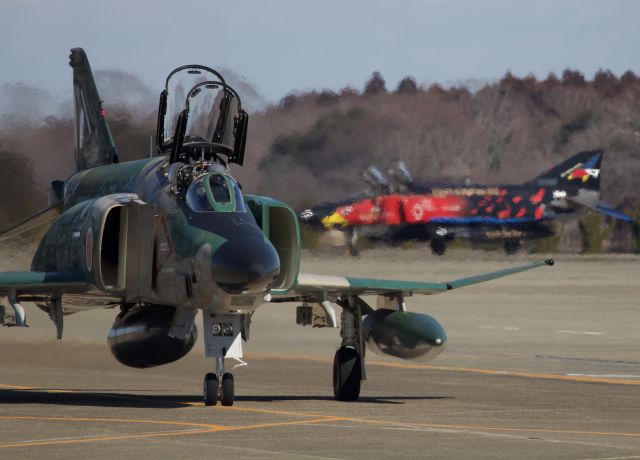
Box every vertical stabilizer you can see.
[527,150,602,192]
[69,48,118,171]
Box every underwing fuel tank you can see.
[107,305,197,368]
[362,309,447,361]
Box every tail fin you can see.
[69,48,118,171]
[527,150,602,191]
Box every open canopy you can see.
[156,65,248,165]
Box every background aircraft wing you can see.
[593,203,635,223]
[429,216,540,224]
[567,196,635,223]
[273,259,553,300]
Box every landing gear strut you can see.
[334,297,366,401]
[346,228,360,257]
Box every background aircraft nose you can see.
[211,237,280,294]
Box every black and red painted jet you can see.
[300,151,635,255]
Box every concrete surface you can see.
[1,248,639,458]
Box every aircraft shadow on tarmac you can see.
[0,390,452,408]
[0,390,199,409]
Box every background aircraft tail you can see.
[69,48,119,171]
[529,150,635,223]
[527,150,602,192]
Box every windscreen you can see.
[164,67,224,144]
[185,84,240,150]
[185,176,213,212]
[185,173,247,213]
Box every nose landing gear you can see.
[202,312,244,407]
[203,357,235,406]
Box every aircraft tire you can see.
[203,372,218,406]
[504,240,521,255]
[220,372,235,406]
[430,239,446,256]
[333,346,361,401]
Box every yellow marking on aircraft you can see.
[321,212,348,229]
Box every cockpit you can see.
[155,65,248,168]
[154,64,251,209]
[185,173,246,213]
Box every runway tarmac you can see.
[1,249,639,458]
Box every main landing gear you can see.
[333,297,367,401]
[333,346,361,401]
[346,228,360,257]
[504,240,521,255]
[430,238,447,256]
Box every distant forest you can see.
[1,68,639,252]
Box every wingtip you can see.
[545,259,555,266]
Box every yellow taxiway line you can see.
[2,355,640,449]
[0,414,346,449]
[216,405,640,439]
[246,354,640,386]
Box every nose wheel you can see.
[220,373,234,406]
[203,373,219,406]
[203,357,235,406]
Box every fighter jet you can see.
[301,154,635,256]
[0,49,553,406]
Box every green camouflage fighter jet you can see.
[0,49,553,406]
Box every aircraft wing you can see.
[0,271,90,295]
[0,202,63,242]
[273,259,553,300]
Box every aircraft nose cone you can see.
[211,237,280,294]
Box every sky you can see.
[1,0,639,105]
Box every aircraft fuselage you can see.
[32,157,281,314]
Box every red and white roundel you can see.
[411,202,424,221]
[86,227,93,272]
